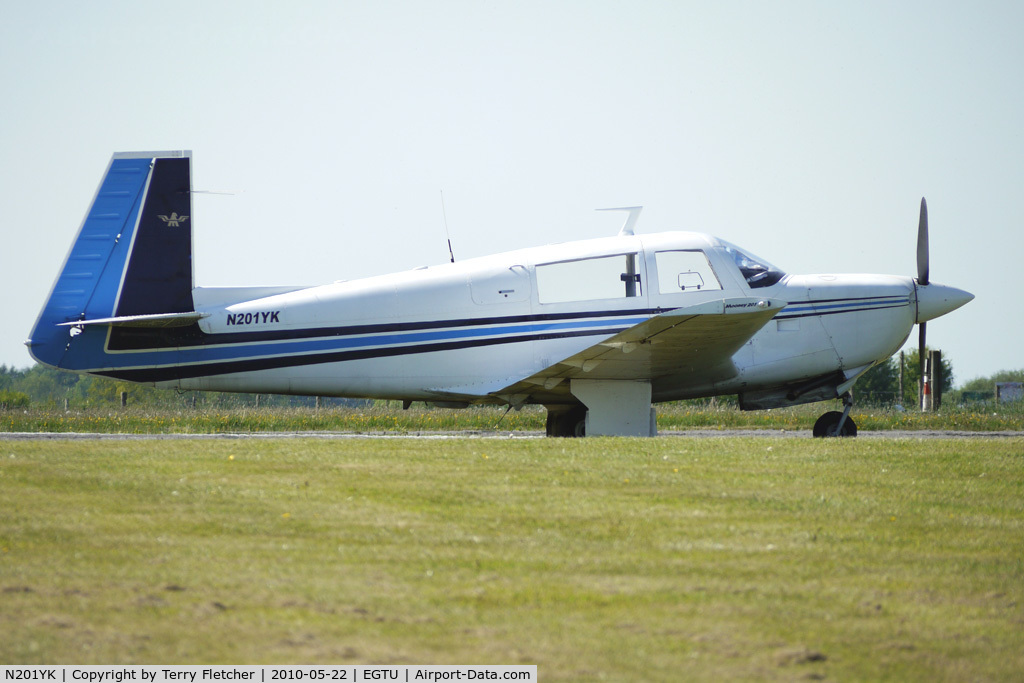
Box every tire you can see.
[812,411,858,438]
[545,405,587,437]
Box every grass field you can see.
[2,435,1022,680]
[3,399,1024,435]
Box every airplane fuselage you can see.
[169,232,920,409]
[27,152,973,436]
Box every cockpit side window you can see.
[655,250,722,294]
[721,243,785,289]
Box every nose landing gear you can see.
[812,391,858,437]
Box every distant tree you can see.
[962,369,1024,393]
[0,365,29,392]
[4,362,384,410]
[852,350,956,407]
[901,348,954,405]
[0,389,30,409]
[16,364,80,405]
[856,357,901,405]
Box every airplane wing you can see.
[492,297,784,404]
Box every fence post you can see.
[930,350,943,410]
[898,351,904,406]
[921,355,931,412]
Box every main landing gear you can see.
[545,404,587,438]
[812,391,858,438]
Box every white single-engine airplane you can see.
[28,151,973,437]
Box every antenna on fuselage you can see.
[597,206,643,236]
[441,190,455,263]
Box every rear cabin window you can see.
[536,253,642,304]
[655,250,722,294]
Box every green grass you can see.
[1,436,1022,680]
[2,399,1023,434]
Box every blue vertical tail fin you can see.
[27,151,196,370]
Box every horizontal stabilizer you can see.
[57,311,209,329]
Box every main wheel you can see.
[812,411,858,438]
[545,405,587,437]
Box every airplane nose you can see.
[915,282,974,323]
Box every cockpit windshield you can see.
[720,241,785,289]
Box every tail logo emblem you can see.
[158,212,189,227]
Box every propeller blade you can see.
[917,197,929,285]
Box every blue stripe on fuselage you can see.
[101,326,634,383]
[59,293,913,378]
[776,295,909,320]
[77,312,653,374]
[175,315,650,361]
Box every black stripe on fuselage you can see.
[107,294,909,352]
[96,326,629,383]
[95,295,910,382]
[106,307,666,351]
[774,302,910,321]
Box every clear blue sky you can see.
[2,1,1020,385]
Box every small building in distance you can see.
[995,382,1023,403]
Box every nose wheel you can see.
[813,392,858,437]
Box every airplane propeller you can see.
[917,197,929,287]
[917,197,928,395]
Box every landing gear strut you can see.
[812,391,858,438]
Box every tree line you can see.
[840,349,1022,406]
[1,352,1020,410]
[0,364,365,410]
